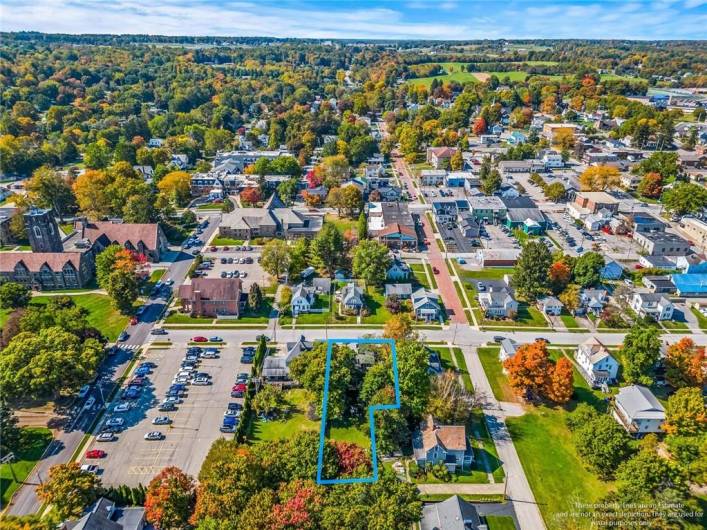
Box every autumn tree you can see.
[157,170,192,207]
[579,165,620,191]
[0,281,31,309]
[663,387,706,436]
[665,338,706,389]
[548,260,572,294]
[240,187,262,206]
[37,462,101,519]
[472,117,487,135]
[332,441,371,476]
[426,371,475,423]
[450,150,463,171]
[545,357,574,404]
[25,166,76,220]
[383,313,416,341]
[270,479,326,529]
[559,284,581,315]
[261,239,290,279]
[503,341,552,400]
[637,172,663,199]
[145,466,195,530]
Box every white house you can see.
[630,293,674,321]
[420,170,447,186]
[148,138,164,148]
[478,288,518,318]
[290,283,314,316]
[341,282,365,313]
[579,288,608,315]
[574,337,620,387]
[412,288,441,322]
[542,151,564,169]
[171,154,189,169]
[499,338,518,363]
[386,257,411,281]
[613,385,665,435]
[537,295,563,316]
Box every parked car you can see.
[201,349,219,358]
[152,416,171,425]
[240,354,254,364]
[144,431,164,441]
[121,387,140,400]
[83,396,96,410]
[105,418,124,428]
[192,377,211,385]
[85,449,106,459]
[118,331,129,342]
[78,384,91,399]
[130,316,138,325]
[231,384,247,397]
[493,336,505,343]
[80,464,99,474]
[150,328,168,335]
[96,432,115,442]
[220,416,238,433]
[192,336,208,343]
[158,402,176,412]
[114,403,131,413]
[209,336,223,343]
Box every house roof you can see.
[378,223,417,239]
[412,288,440,309]
[178,278,242,301]
[385,283,413,297]
[616,385,665,420]
[672,273,707,293]
[578,337,614,365]
[82,221,161,250]
[538,295,562,307]
[420,495,483,530]
[419,415,467,454]
[0,252,83,273]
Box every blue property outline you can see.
[316,338,400,485]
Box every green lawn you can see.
[453,348,474,392]
[239,299,275,323]
[31,294,128,341]
[429,346,455,372]
[210,237,245,246]
[362,286,395,324]
[325,213,357,234]
[164,312,215,324]
[143,268,166,293]
[1,427,53,507]
[477,346,517,403]
[410,263,431,289]
[690,307,707,330]
[469,409,505,482]
[290,294,332,324]
[486,515,517,530]
[0,307,11,329]
[329,421,370,450]
[474,304,549,329]
[559,311,582,329]
[408,69,480,88]
[250,389,318,441]
[454,263,515,281]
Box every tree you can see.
[615,447,687,503]
[277,177,299,205]
[548,261,572,294]
[95,245,139,288]
[426,371,474,423]
[357,212,367,240]
[503,341,552,400]
[279,285,292,309]
[270,479,325,530]
[543,181,566,202]
[157,171,192,207]
[572,412,634,479]
[36,462,101,519]
[545,357,573,404]
[310,224,343,277]
[665,338,706,389]
[72,169,112,219]
[621,325,661,385]
[325,187,345,216]
[0,401,21,454]
[559,284,581,314]
[572,251,604,287]
[287,238,310,277]
[579,165,620,191]
[25,166,75,220]
[663,387,706,436]
[513,241,552,301]
[481,169,501,195]
[383,314,416,341]
[472,117,487,135]
[83,141,112,169]
[637,172,663,199]
[372,388,410,455]
[252,385,286,417]
[240,187,262,206]
[261,240,290,280]
[332,441,370,476]
[145,466,195,530]
[0,281,31,309]
[340,186,363,218]
[450,150,463,171]
[633,152,679,180]
[352,240,391,287]
[106,269,140,314]
[662,182,707,216]
[248,283,263,313]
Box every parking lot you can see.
[81,337,251,485]
[197,247,268,291]
[481,223,520,250]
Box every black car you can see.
[240,355,254,364]
[493,336,505,343]
[158,402,176,412]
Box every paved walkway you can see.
[416,483,506,495]
[462,345,547,530]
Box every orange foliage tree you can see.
[145,466,195,530]
[503,341,552,400]
[548,261,572,294]
[472,117,487,135]
[665,338,706,389]
[545,357,574,403]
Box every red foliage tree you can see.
[270,480,325,530]
[548,261,572,294]
[306,170,323,188]
[332,441,371,475]
[240,187,262,205]
[145,466,195,530]
[472,117,487,135]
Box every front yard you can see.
[0,427,53,506]
[477,346,517,403]
[473,304,550,329]
[210,237,245,246]
[250,388,318,442]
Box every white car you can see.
[114,403,130,413]
[78,385,91,399]
[144,431,164,441]
[173,376,190,385]
[96,432,115,442]
[105,418,125,428]
[80,464,99,474]
[152,416,171,425]
[192,377,211,386]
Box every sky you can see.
[1,0,706,40]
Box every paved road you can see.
[5,215,221,515]
[462,345,547,530]
[393,154,467,324]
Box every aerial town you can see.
[0,6,706,530]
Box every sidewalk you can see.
[417,483,506,495]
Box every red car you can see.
[129,316,138,325]
[432,266,440,275]
[192,336,208,343]
[85,449,106,459]
[223,246,230,251]
[231,383,247,397]
[210,246,216,252]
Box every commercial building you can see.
[633,231,691,257]
[177,278,244,317]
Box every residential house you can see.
[385,283,413,300]
[601,260,624,280]
[542,123,578,144]
[499,338,518,363]
[420,495,487,530]
[579,288,608,315]
[262,336,314,382]
[411,288,442,321]
[341,282,365,313]
[641,275,676,294]
[574,337,620,387]
[679,217,707,254]
[613,385,665,435]
[542,150,564,168]
[426,147,458,169]
[367,202,418,250]
[478,287,519,319]
[177,278,244,318]
[147,138,164,147]
[630,293,674,321]
[413,415,473,472]
[133,165,154,180]
[386,256,411,281]
[537,295,563,316]
[507,131,527,145]
[458,213,481,239]
[290,283,315,316]
[171,153,189,169]
[376,186,402,202]
[420,169,447,186]
[59,497,145,530]
[502,196,547,234]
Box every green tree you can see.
[512,241,552,301]
[572,251,605,287]
[83,141,112,169]
[252,385,286,417]
[287,238,310,277]
[543,181,566,202]
[663,387,706,436]
[0,281,31,309]
[0,401,21,454]
[621,325,661,385]
[310,224,344,277]
[662,182,707,216]
[36,462,101,519]
[572,412,634,479]
[396,341,432,417]
[25,166,76,220]
[481,168,502,195]
[276,177,299,206]
[615,448,687,503]
[352,240,391,287]
[260,240,290,280]
[371,387,410,455]
[106,269,140,314]
[357,212,368,240]
[248,283,263,313]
